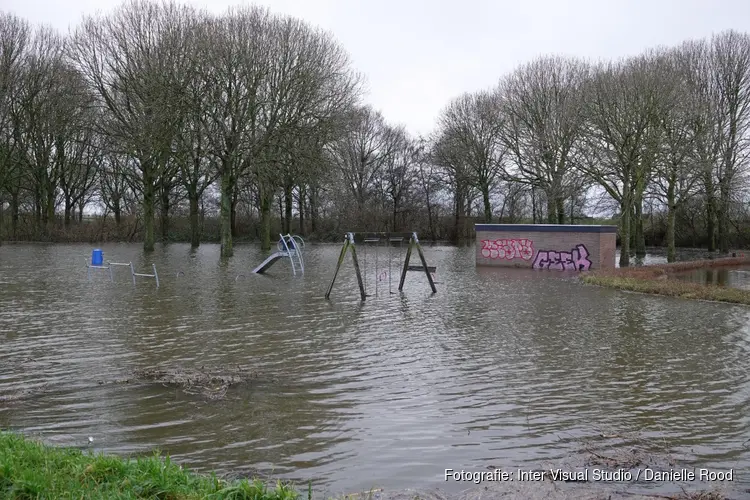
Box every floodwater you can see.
[1,242,749,498]
[671,266,750,290]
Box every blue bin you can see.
[92,249,103,266]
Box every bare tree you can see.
[0,13,31,241]
[581,56,660,267]
[435,90,504,223]
[678,39,723,251]
[326,106,398,227]
[70,0,200,251]
[199,7,273,257]
[173,19,217,248]
[648,50,702,261]
[498,56,589,224]
[430,127,476,243]
[711,31,750,253]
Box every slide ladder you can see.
[252,234,305,276]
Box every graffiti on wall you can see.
[532,244,592,271]
[480,238,534,261]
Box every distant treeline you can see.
[1,3,750,264]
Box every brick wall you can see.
[475,224,617,271]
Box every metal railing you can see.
[277,233,305,276]
[86,259,159,287]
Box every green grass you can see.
[0,432,300,500]
[581,255,750,305]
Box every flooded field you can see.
[1,242,749,498]
[671,266,750,290]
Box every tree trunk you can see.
[160,185,170,241]
[556,197,565,224]
[189,193,200,248]
[284,183,293,234]
[426,195,435,242]
[34,191,41,239]
[619,180,632,267]
[704,171,716,251]
[718,182,731,253]
[219,164,234,258]
[628,205,638,253]
[113,199,121,227]
[11,191,19,239]
[635,197,646,258]
[64,197,73,228]
[531,187,537,224]
[260,183,272,251]
[666,181,676,263]
[569,196,575,223]
[310,186,318,234]
[46,183,56,237]
[142,163,156,252]
[482,184,492,223]
[230,189,238,238]
[546,195,556,224]
[298,184,305,236]
[454,189,465,244]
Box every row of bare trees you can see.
[2,2,750,265]
[432,32,750,265]
[0,1,365,256]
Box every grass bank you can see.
[0,431,300,499]
[581,255,750,305]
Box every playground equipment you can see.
[252,234,305,276]
[325,232,437,301]
[85,249,160,287]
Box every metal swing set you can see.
[324,231,437,301]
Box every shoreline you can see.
[1,431,740,500]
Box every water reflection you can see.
[670,266,750,289]
[0,243,749,496]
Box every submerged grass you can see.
[0,432,299,500]
[581,255,750,305]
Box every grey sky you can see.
[6,0,750,136]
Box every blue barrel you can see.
[91,249,103,266]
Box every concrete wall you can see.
[475,224,617,271]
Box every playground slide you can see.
[252,252,287,274]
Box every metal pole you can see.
[153,264,159,288]
[375,240,378,297]
[398,236,414,291]
[325,234,350,300]
[350,239,367,301]
[130,262,136,285]
[414,233,437,294]
[363,240,367,295]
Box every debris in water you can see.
[131,366,260,400]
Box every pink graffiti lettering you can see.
[480,238,534,260]
[533,244,591,271]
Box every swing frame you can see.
[325,232,437,301]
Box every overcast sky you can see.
[6,0,750,136]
